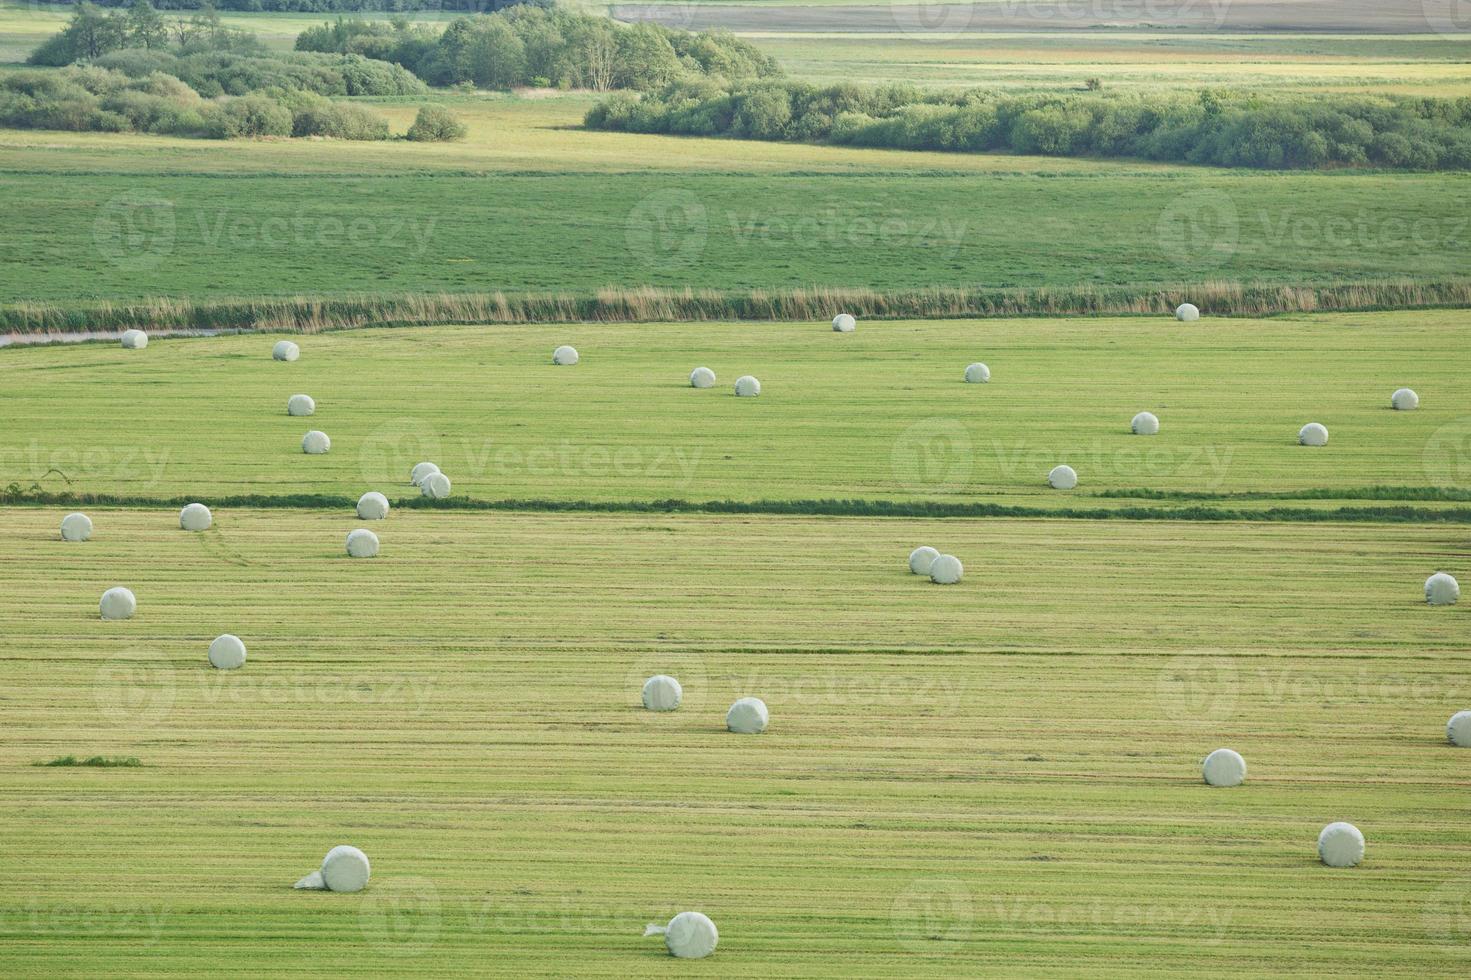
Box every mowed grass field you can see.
[3,313,1468,507]
[0,505,1467,975]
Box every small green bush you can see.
[406,105,467,142]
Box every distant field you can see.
[1,505,1467,975]
[2,313,1468,508]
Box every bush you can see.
[204,92,292,138]
[406,105,467,142]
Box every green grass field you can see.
[1,504,1468,975]
[2,313,1469,508]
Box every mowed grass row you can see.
[2,164,1469,304]
[0,507,1467,975]
[2,314,1468,507]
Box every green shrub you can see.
[406,105,467,142]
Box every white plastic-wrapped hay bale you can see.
[302,430,330,455]
[356,492,390,521]
[60,512,93,542]
[832,313,856,333]
[1175,303,1200,322]
[644,912,718,959]
[726,697,769,734]
[1447,710,1471,747]
[1425,572,1459,606]
[689,367,716,389]
[346,528,379,559]
[963,363,990,384]
[208,634,247,670]
[294,845,371,893]
[1048,464,1078,490]
[642,675,682,712]
[272,340,300,362]
[553,345,579,365]
[1391,388,1419,411]
[1201,748,1246,787]
[120,329,148,349]
[180,502,212,532]
[929,554,963,585]
[1317,822,1365,868]
[287,394,315,417]
[99,586,136,621]
[908,546,940,576]
[410,461,440,486]
[734,375,761,398]
[1298,423,1329,447]
[1131,411,1160,436]
[420,472,451,499]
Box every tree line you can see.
[586,80,1471,171]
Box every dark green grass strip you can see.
[1098,485,1471,502]
[5,490,1469,524]
[33,756,143,768]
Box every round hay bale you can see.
[356,492,390,521]
[908,546,940,575]
[553,345,579,365]
[641,674,682,712]
[1425,572,1459,606]
[120,329,148,349]
[929,554,963,585]
[180,503,213,532]
[1391,388,1419,411]
[321,845,371,892]
[302,430,331,455]
[1447,710,1471,747]
[832,313,856,333]
[734,375,761,397]
[726,697,769,734]
[1175,303,1200,322]
[99,587,136,621]
[1317,822,1365,868]
[1201,748,1246,787]
[272,340,300,362]
[60,512,93,542]
[287,394,315,417]
[1131,411,1160,436]
[645,911,718,959]
[421,472,452,499]
[1048,464,1078,490]
[690,367,716,388]
[964,363,990,384]
[1298,423,1329,447]
[208,633,247,670]
[410,461,440,486]
[346,528,380,559]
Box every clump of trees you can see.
[29,1,257,66]
[406,104,467,141]
[295,9,780,91]
[586,80,1471,170]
